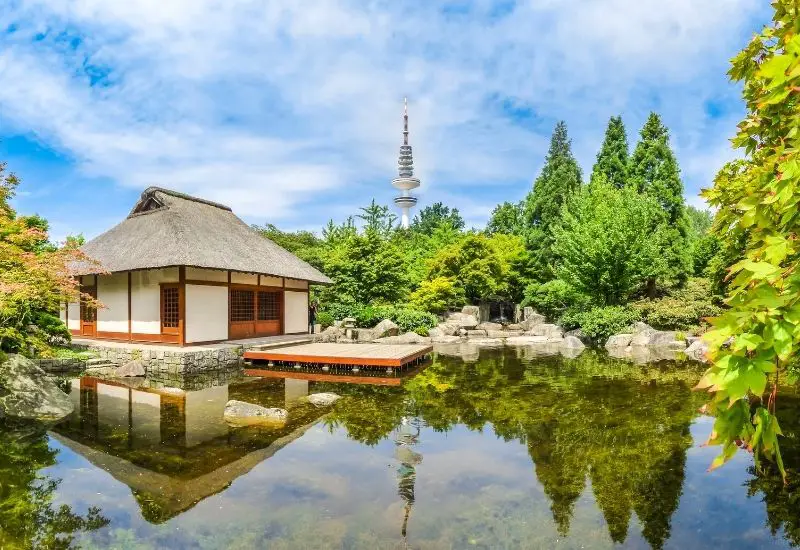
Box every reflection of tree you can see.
[0,420,109,549]
[321,348,703,548]
[746,390,800,546]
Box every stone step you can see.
[85,358,112,366]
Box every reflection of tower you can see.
[392,98,420,229]
[394,416,423,543]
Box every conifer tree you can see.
[590,116,629,189]
[523,121,582,281]
[628,113,691,289]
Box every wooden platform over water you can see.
[243,343,433,368]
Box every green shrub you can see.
[409,276,465,314]
[316,311,335,329]
[319,303,437,335]
[632,277,723,331]
[560,305,641,342]
[522,279,588,320]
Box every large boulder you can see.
[605,334,633,349]
[356,328,377,343]
[447,312,479,329]
[461,305,480,320]
[527,324,564,339]
[223,400,288,427]
[505,335,550,346]
[431,335,461,344]
[0,355,74,421]
[306,393,342,407]
[314,325,344,343]
[630,322,657,346]
[685,339,710,362]
[486,330,523,339]
[465,329,487,338]
[436,322,461,337]
[561,335,586,350]
[372,319,400,338]
[477,322,503,332]
[374,332,431,345]
[115,359,145,377]
[467,338,504,347]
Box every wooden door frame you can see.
[80,284,97,337]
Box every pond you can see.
[2,346,800,549]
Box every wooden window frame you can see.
[160,283,180,335]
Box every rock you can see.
[306,393,341,407]
[458,328,468,337]
[506,335,550,346]
[356,328,377,343]
[447,312,479,329]
[437,323,461,336]
[465,329,487,338]
[523,306,535,320]
[605,334,633,349]
[527,324,564,339]
[486,330,523,339]
[477,322,503,331]
[630,325,658,346]
[561,335,586,350]
[565,328,592,344]
[372,319,400,338]
[115,359,145,377]
[647,331,680,347]
[428,327,443,338]
[223,400,288,426]
[314,325,343,343]
[374,332,431,344]
[0,355,74,421]
[632,321,654,334]
[462,305,480,319]
[685,339,710,362]
[467,338,504,347]
[431,335,462,344]
[506,323,523,331]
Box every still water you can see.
[2,346,799,549]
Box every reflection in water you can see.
[2,348,799,548]
[394,417,422,542]
[0,419,109,549]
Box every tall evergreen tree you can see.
[523,121,582,281]
[628,113,691,290]
[590,116,629,188]
[629,113,684,223]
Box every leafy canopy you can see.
[552,178,667,306]
[697,1,800,479]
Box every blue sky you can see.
[0,0,771,241]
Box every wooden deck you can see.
[243,343,433,368]
[243,368,424,386]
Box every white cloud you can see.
[0,0,765,231]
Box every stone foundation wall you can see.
[35,357,90,373]
[71,342,245,375]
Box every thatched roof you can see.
[77,187,331,284]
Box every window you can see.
[161,286,179,330]
[231,289,255,322]
[258,291,280,321]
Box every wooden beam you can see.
[127,271,132,342]
[178,266,186,347]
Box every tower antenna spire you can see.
[392,97,421,229]
[403,97,409,146]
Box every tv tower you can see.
[392,98,420,229]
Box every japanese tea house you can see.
[62,187,331,346]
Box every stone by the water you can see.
[372,319,400,338]
[223,400,288,427]
[306,393,342,407]
[115,359,146,377]
[0,355,74,421]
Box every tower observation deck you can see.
[392,98,420,229]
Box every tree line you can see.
[258,113,722,339]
